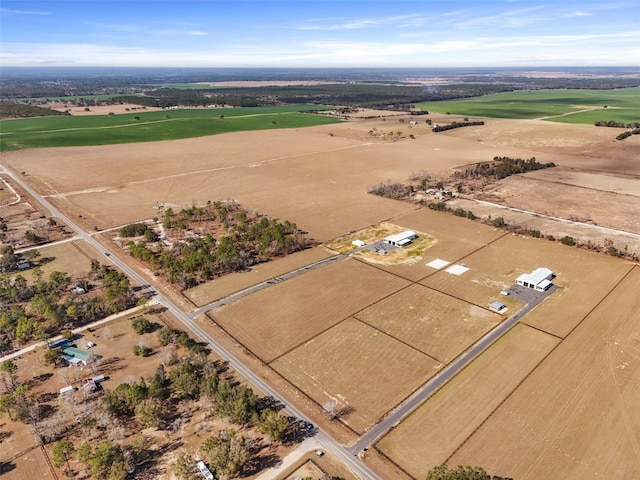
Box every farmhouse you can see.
[62,347,89,366]
[383,230,417,247]
[516,267,555,291]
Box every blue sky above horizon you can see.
[1,1,639,68]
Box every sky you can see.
[1,0,639,68]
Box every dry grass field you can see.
[184,246,332,306]
[428,233,633,339]
[2,447,54,480]
[479,171,640,235]
[271,318,441,434]
[355,283,503,363]
[212,258,410,363]
[17,240,96,280]
[447,265,640,480]
[376,324,560,478]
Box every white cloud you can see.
[295,13,425,31]
[0,7,49,16]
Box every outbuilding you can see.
[516,267,555,291]
[383,230,417,247]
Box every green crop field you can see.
[0,105,341,151]
[415,88,640,123]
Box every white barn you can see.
[383,230,417,247]
[516,267,555,291]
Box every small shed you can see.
[196,461,215,480]
[352,239,366,247]
[59,385,74,395]
[489,301,507,313]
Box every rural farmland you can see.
[2,68,640,480]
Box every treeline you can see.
[367,182,413,200]
[594,120,640,128]
[616,129,640,140]
[0,102,69,119]
[454,156,555,180]
[123,201,314,289]
[432,121,484,132]
[0,260,135,351]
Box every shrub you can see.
[560,236,575,246]
[133,345,152,357]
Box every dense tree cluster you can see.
[616,129,640,140]
[594,120,640,128]
[122,201,314,289]
[432,121,485,132]
[454,156,555,181]
[426,463,512,480]
[0,102,69,119]
[367,182,413,200]
[0,260,135,351]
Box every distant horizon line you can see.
[3,65,640,70]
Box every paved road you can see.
[0,164,381,480]
[348,285,556,455]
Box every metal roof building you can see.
[516,267,555,291]
[383,230,417,247]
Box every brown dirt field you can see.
[448,118,640,173]
[422,233,632,338]
[283,459,325,480]
[46,102,162,116]
[355,283,503,363]
[376,324,560,478]
[2,117,538,240]
[446,197,640,256]
[479,172,640,235]
[212,258,410,363]
[2,447,54,480]
[184,246,333,306]
[0,418,39,463]
[447,265,640,480]
[271,318,441,434]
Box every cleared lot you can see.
[356,283,503,363]
[212,258,411,363]
[271,317,441,434]
[376,323,559,478]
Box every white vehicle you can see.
[85,342,96,349]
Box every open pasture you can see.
[211,258,410,363]
[376,324,559,478]
[415,88,640,122]
[0,105,341,151]
[355,283,502,363]
[447,265,640,480]
[271,317,441,434]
